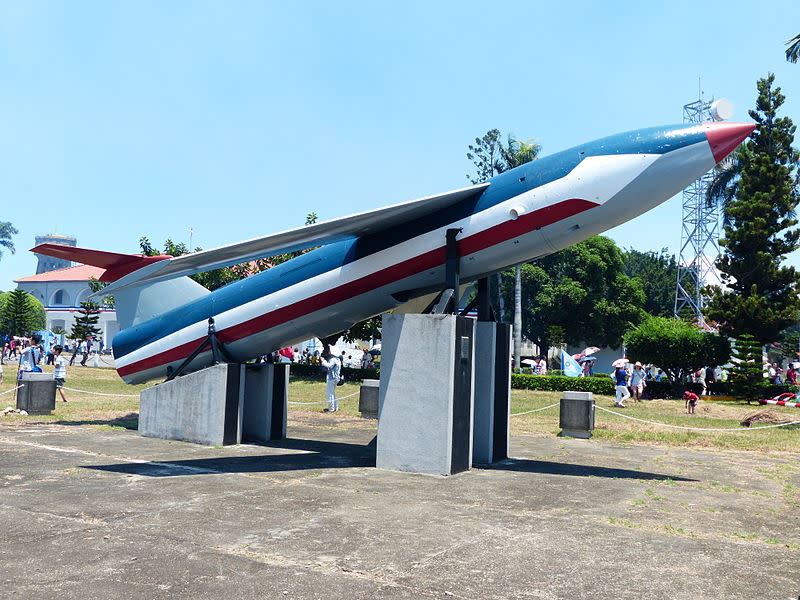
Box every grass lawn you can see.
[2,364,799,452]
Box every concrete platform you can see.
[1,416,799,599]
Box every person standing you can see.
[79,337,91,367]
[17,334,41,377]
[538,356,548,376]
[321,346,342,412]
[630,362,646,401]
[53,345,69,403]
[614,366,630,408]
[787,364,798,386]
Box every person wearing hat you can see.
[630,361,647,402]
[320,345,342,412]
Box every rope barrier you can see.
[595,405,800,432]
[61,386,142,398]
[288,391,360,405]
[510,402,560,417]
[0,385,23,397]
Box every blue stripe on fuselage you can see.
[113,124,706,360]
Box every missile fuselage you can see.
[112,122,753,383]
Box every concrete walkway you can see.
[1,416,798,599]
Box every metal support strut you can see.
[165,318,233,382]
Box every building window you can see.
[52,289,69,306]
[50,319,66,332]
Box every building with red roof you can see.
[15,264,118,348]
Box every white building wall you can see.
[16,280,117,349]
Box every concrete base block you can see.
[377,314,474,476]
[359,379,379,419]
[17,372,56,414]
[559,391,595,439]
[242,363,288,443]
[139,364,244,446]
[472,322,511,464]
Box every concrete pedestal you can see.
[17,372,56,414]
[139,363,288,446]
[242,363,288,443]
[472,322,511,464]
[377,314,474,476]
[359,379,379,419]
[558,391,595,439]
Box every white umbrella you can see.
[582,346,601,356]
[521,358,538,366]
[612,358,628,368]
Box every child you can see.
[53,345,68,403]
[683,390,699,414]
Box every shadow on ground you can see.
[84,436,691,482]
[53,413,139,430]
[85,437,378,477]
[482,458,695,481]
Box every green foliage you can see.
[624,317,731,386]
[510,373,614,395]
[69,301,101,341]
[0,222,18,261]
[500,236,646,352]
[0,290,46,336]
[289,363,379,382]
[787,33,800,63]
[623,248,686,317]
[730,334,765,401]
[87,278,115,308]
[705,75,800,343]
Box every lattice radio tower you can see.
[674,93,731,326]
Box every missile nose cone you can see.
[704,122,756,163]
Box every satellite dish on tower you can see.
[710,98,734,121]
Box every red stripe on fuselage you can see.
[117,198,597,378]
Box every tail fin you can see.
[32,244,210,329]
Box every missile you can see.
[32,121,754,383]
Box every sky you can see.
[2,0,799,289]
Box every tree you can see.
[500,236,646,356]
[69,301,101,341]
[787,33,800,63]
[87,278,115,308]
[624,317,731,391]
[622,248,686,317]
[729,334,765,401]
[467,130,541,368]
[0,290,46,336]
[705,74,800,344]
[0,222,18,261]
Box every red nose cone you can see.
[705,122,756,163]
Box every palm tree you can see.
[787,34,800,63]
[504,137,541,370]
[705,147,745,225]
[0,222,18,261]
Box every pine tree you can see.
[729,334,765,402]
[0,289,45,336]
[70,301,101,341]
[706,74,800,343]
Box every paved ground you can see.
[1,414,799,599]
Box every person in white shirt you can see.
[53,345,68,403]
[18,334,41,376]
[320,346,342,412]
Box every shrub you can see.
[289,362,379,382]
[624,316,731,392]
[511,374,614,395]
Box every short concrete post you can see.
[17,372,56,414]
[558,391,595,439]
[359,379,379,419]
